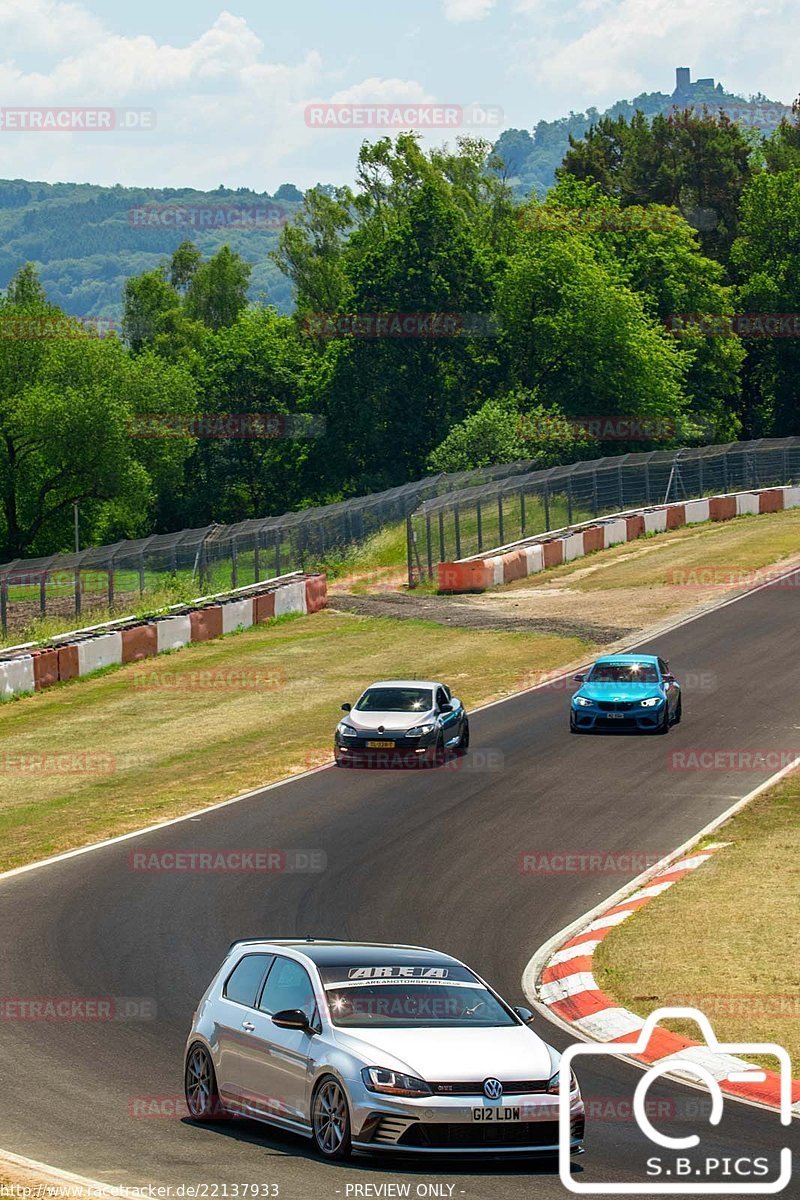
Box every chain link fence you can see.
[0,458,541,638]
[407,439,800,584]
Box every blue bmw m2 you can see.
[569,654,681,734]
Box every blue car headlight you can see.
[639,697,663,708]
[573,696,593,707]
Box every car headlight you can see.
[406,723,436,737]
[573,696,593,707]
[639,697,663,708]
[547,1068,579,1095]
[361,1067,432,1097]
[336,722,358,737]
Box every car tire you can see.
[656,706,670,735]
[311,1075,352,1160]
[455,719,470,755]
[673,697,682,725]
[570,716,582,734]
[185,1043,224,1121]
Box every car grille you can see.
[430,1080,549,1096]
[596,701,636,711]
[398,1119,577,1149]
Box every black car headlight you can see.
[336,722,358,737]
[547,1067,579,1095]
[406,723,436,738]
[361,1067,432,1097]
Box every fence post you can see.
[74,567,81,619]
[698,455,704,496]
[231,537,239,590]
[454,503,462,560]
[520,489,526,536]
[425,512,433,579]
[476,499,483,552]
[567,476,573,525]
[274,533,281,579]
[644,462,651,506]
[592,470,598,516]
[254,535,261,584]
[139,552,146,596]
[107,566,115,611]
[39,573,47,619]
[543,482,550,530]
[438,511,445,563]
[406,515,415,588]
[618,463,624,511]
[0,577,7,636]
[497,494,504,546]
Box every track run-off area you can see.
[1,568,799,1199]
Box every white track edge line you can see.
[0,1148,120,1195]
[521,754,800,1118]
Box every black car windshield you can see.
[319,965,517,1028]
[355,687,433,713]
[587,662,659,683]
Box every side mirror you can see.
[341,703,352,712]
[439,703,453,714]
[272,1008,312,1032]
[663,674,676,684]
[513,1006,534,1023]
[573,673,586,683]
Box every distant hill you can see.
[492,68,794,198]
[0,179,305,319]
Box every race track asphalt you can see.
[1,570,798,1199]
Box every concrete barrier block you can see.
[190,606,224,642]
[57,644,80,682]
[156,614,192,652]
[502,549,528,583]
[758,488,784,514]
[253,591,277,621]
[0,655,35,698]
[77,632,123,676]
[222,598,253,634]
[665,504,686,529]
[709,496,736,521]
[32,648,59,690]
[485,556,504,587]
[274,580,308,616]
[684,499,710,524]
[305,575,328,613]
[736,493,760,516]
[542,539,564,568]
[603,519,627,547]
[644,508,668,534]
[563,532,584,562]
[625,514,645,541]
[783,486,800,509]
[121,624,158,664]
[582,526,605,554]
[524,544,544,575]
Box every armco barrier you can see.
[709,495,736,521]
[156,614,192,652]
[121,624,158,664]
[0,654,34,698]
[77,632,123,677]
[58,644,80,682]
[274,580,308,617]
[190,606,224,642]
[436,487,800,593]
[305,575,328,614]
[222,598,253,635]
[0,572,327,701]
[32,648,59,690]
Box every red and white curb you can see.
[531,843,800,1115]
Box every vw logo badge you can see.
[483,1078,503,1099]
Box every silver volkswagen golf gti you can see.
[184,939,585,1158]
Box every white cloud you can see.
[443,0,498,22]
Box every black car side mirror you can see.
[574,673,586,683]
[513,1006,534,1023]
[272,1008,312,1032]
[439,703,453,713]
[341,702,352,712]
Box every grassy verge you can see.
[0,609,592,873]
[594,769,800,1069]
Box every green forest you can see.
[1,105,799,562]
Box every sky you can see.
[0,0,797,193]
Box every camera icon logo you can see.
[558,1006,793,1194]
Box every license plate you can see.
[366,740,394,749]
[472,1106,521,1122]
[606,712,625,719]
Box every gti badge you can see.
[483,1078,503,1099]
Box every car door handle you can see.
[242,1021,256,1032]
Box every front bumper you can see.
[571,702,665,731]
[348,1086,585,1155]
[335,731,437,765]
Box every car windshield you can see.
[319,965,517,1028]
[587,662,659,683]
[355,687,433,713]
